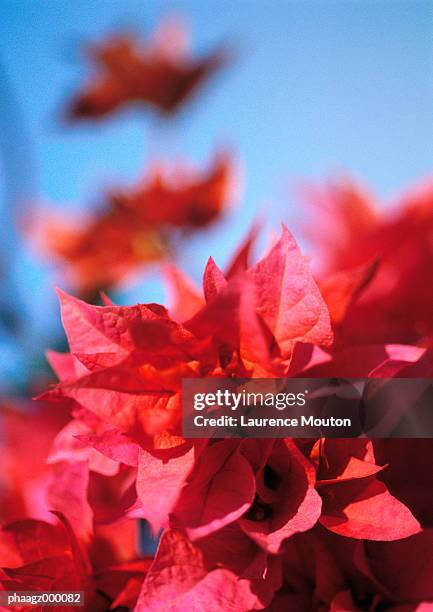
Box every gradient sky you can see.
[0,0,432,391]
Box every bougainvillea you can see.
[301,178,433,347]
[1,9,432,612]
[67,18,229,120]
[0,400,69,524]
[2,226,429,610]
[0,513,150,610]
[36,153,236,298]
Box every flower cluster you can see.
[2,221,433,610]
[1,12,432,612]
[38,153,235,298]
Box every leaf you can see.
[186,274,244,347]
[238,279,275,376]
[54,369,179,441]
[301,344,425,378]
[1,513,91,595]
[315,439,381,485]
[46,349,87,380]
[316,456,384,487]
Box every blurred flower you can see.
[0,400,147,610]
[0,396,141,563]
[38,208,164,301]
[67,18,230,120]
[111,152,235,228]
[0,513,150,611]
[0,399,69,524]
[35,153,237,298]
[301,179,433,347]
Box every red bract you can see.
[136,528,281,611]
[0,402,143,587]
[67,19,230,120]
[44,226,332,445]
[0,515,91,604]
[3,0,430,604]
[0,400,69,524]
[171,440,256,541]
[273,526,433,611]
[112,153,235,229]
[0,513,149,611]
[45,414,142,541]
[37,154,235,297]
[302,179,433,346]
[136,445,196,533]
[237,439,322,554]
[39,209,164,299]
[313,439,421,541]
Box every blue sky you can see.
[0,0,432,391]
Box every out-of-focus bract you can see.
[36,153,237,298]
[302,179,433,347]
[67,19,230,120]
